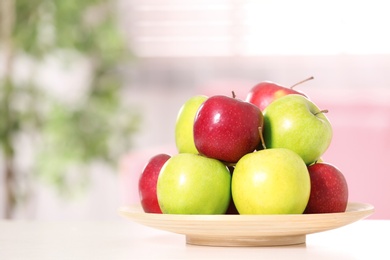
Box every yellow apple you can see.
[232,148,311,214]
[175,95,208,154]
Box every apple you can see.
[225,198,239,215]
[263,94,332,165]
[225,166,239,215]
[232,148,311,214]
[175,95,208,154]
[304,162,349,214]
[309,157,323,166]
[157,153,231,214]
[193,94,263,163]
[245,77,313,111]
[138,153,171,213]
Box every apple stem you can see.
[231,91,236,99]
[314,109,329,115]
[258,127,267,150]
[290,76,314,89]
[225,162,236,167]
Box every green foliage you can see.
[36,83,140,196]
[1,0,139,201]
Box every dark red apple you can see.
[304,162,349,214]
[245,77,312,111]
[225,166,239,214]
[225,198,239,214]
[138,153,171,213]
[193,94,263,163]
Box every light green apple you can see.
[263,94,333,165]
[232,148,310,214]
[175,95,208,154]
[157,153,231,214]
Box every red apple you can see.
[225,166,239,214]
[225,198,239,214]
[304,162,349,214]
[138,153,171,213]
[193,94,263,163]
[245,77,312,111]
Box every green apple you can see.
[232,148,310,214]
[157,153,231,214]
[175,95,208,154]
[263,94,332,165]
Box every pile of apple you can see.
[138,77,349,215]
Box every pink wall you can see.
[317,100,390,219]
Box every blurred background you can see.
[0,0,389,220]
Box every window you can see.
[120,0,390,57]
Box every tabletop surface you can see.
[0,219,388,260]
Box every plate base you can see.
[186,234,306,247]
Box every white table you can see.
[0,219,388,259]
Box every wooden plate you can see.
[118,202,374,247]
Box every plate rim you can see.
[118,201,374,221]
